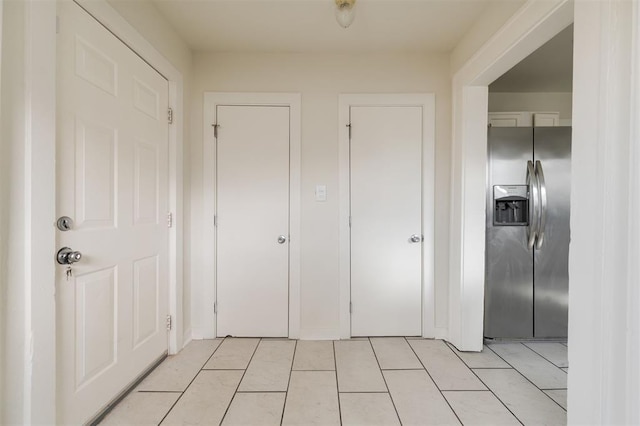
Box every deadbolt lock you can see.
[56,216,74,231]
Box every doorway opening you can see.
[448,1,574,352]
[484,25,574,340]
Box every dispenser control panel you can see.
[493,185,528,226]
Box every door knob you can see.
[57,247,82,265]
[410,234,423,243]
[277,235,287,244]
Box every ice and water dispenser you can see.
[493,185,528,226]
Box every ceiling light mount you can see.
[335,0,356,29]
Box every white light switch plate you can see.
[315,185,327,202]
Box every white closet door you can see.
[350,106,423,336]
[216,105,290,337]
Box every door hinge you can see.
[349,216,352,227]
[214,302,217,314]
[167,212,173,228]
[213,124,219,139]
[214,215,217,227]
[168,108,173,124]
[56,16,60,34]
[349,302,352,313]
[347,123,352,140]
[166,314,172,331]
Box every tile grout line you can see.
[201,368,248,371]
[405,338,464,425]
[292,369,336,372]
[380,368,425,371]
[460,367,513,370]
[521,342,569,370]
[444,343,524,426]
[516,342,569,377]
[218,338,262,425]
[333,341,343,425]
[109,338,568,425]
[465,368,524,426]
[484,343,567,412]
[367,338,402,425]
[514,342,569,410]
[156,337,229,425]
[279,339,297,425]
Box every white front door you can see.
[350,106,423,336]
[216,105,290,337]
[56,2,169,423]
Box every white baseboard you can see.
[298,328,340,340]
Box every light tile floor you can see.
[100,338,568,425]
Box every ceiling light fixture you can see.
[335,0,356,29]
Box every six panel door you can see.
[56,2,169,423]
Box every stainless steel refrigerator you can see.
[484,127,571,339]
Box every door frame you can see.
[202,92,302,339]
[338,94,436,339]
[18,0,184,421]
[448,0,573,352]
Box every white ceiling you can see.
[145,0,573,92]
[150,0,500,53]
[490,24,573,92]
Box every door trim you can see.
[338,94,436,339]
[449,1,573,351]
[203,92,301,339]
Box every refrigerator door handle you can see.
[535,160,547,249]
[526,160,539,250]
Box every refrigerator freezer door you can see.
[485,127,534,338]
[533,127,571,338]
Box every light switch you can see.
[315,185,327,202]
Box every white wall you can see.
[488,92,572,119]
[190,52,451,338]
[0,2,27,422]
[1,0,57,422]
[451,0,526,72]
[107,0,191,73]
[0,0,5,412]
[106,0,194,338]
[569,0,640,423]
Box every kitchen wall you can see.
[489,92,572,123]
[190,52,451,338]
